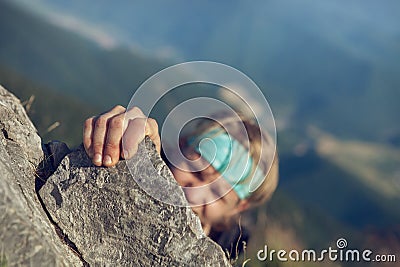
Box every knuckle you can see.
[95,115,108,128]
[147,118,158,129]
[112,105,126,112]
[131,106,144,115]
[104,142,119,152]
[109,117,124,128]
[131,117,145,126]
[92,142,104,153]
[147,117,155,124]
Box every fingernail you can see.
[104,155,112,165]
[94,153,102,163]
[122,150,129,158]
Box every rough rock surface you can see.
[0,85,82,266]
[0,85,230,266]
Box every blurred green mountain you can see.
[15,0,400,144]
[0,0,167,110]
[0,65,99,147]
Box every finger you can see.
[122,106,145,132]
[121,118,146,159]
[102,114,125,167]
[91,105,126,166]
[145,118,161,154]
[83,116,95,158]
[118,106,147,159]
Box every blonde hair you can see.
[185,111,279,208]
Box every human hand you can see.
[83,105,160,167]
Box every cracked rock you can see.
[0,85,230,266]
[0,85,82,266]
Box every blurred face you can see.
[169,145,245,234]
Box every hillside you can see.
[15,0,400,143]
[0,0,167,109]
[314,129,400,199]
[0,66,99,146]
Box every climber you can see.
[83,105,279,259]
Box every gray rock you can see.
[0,85,230,266]
[0,85,82,266]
